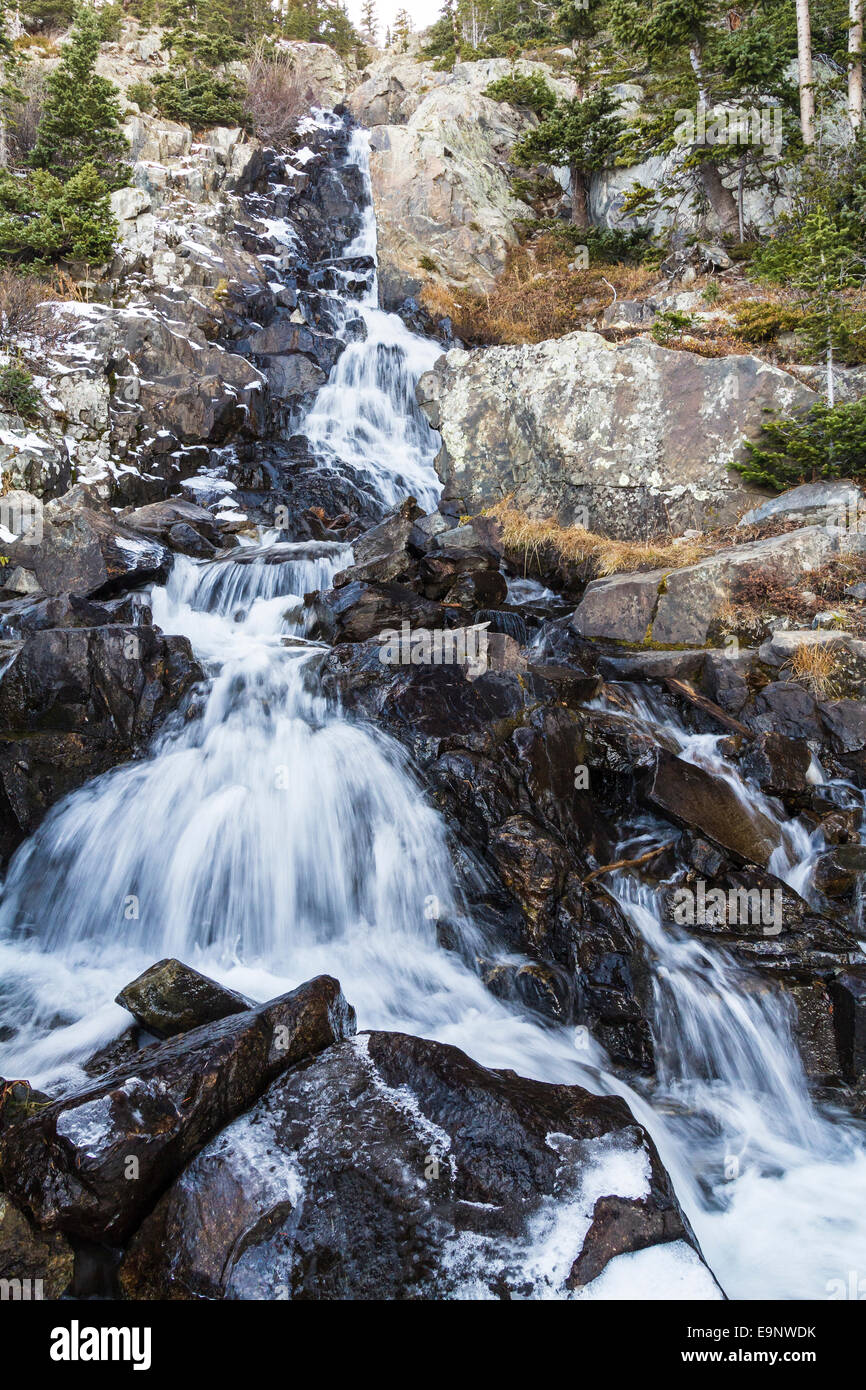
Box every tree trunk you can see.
[570,166,589,227]
[796,0,816,145]
[698,160,740,235]
[688,45,710,106]
[850,0,864,130]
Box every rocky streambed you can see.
[1,109,866,1303]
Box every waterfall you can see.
[3,114,866,1301]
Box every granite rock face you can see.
[418,334,816,536]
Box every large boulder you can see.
[418,335,816,536]
[0,622,202,847]
[0,976,355,1242]
[573,527,840,647]
[115,959,252,1039]
[119,1030,721,1300]
[644,751,782,868]
[0,489,170,600]
[364,84,533,307]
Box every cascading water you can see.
[299,128,442,514]
[4,114,866,1300]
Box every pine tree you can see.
[30,5,128,187]
[392,7,412,51]
[360,0,378,45]
[513,87,625,226]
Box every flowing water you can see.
[2,118,866,1300]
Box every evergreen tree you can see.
[392,7,412,50]
[30,5,128,187]
[513,87,625,226]
[360,0,378,44]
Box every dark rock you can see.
[115,959,252,1039]
[568,1194,687,1288]
[811,845,866,899]
[644,751,781,867]
[740,731,811,797]
[311,581,444,645]
[2,492,170,600]
[122,497,222,548]
[118,1030,713,1300]
[0,625,202,845]
[819,699,866,754]
[332,499,422,589]
[0,1193,73,1299]
[0,976,355,1242]
[264,354,327,399]
[420,546,502,602]
[167,521,217,558]
[830,971,866,1079]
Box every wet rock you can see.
[166,522,217,558]
[0,1193,73,1300]
[0,590,151,640]
[0,976,355,1242]
[0,624,202,846]
[644,751,781,867]
[740,731,810,797]
[811,845,866,899]
[784,983,841,1079]
[310,580,444,645]
[121,497,225,552]
[568,1194,688,1288]
[332,499,422,589]
[830,971,866,1079]
[119,1030,717,1300]
[115,959,252,1039]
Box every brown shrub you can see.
[0,270,61,349]
[420,235,656,346]
[7,67,48,162]
[787,642,842,698]
[244,43,314,148]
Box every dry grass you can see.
[786,642,842,698]
[486,499,704,578]
[420,235,656,346]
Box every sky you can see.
[345,0,441,44]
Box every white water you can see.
[3,119,866,1300]
[299,128,442,514]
